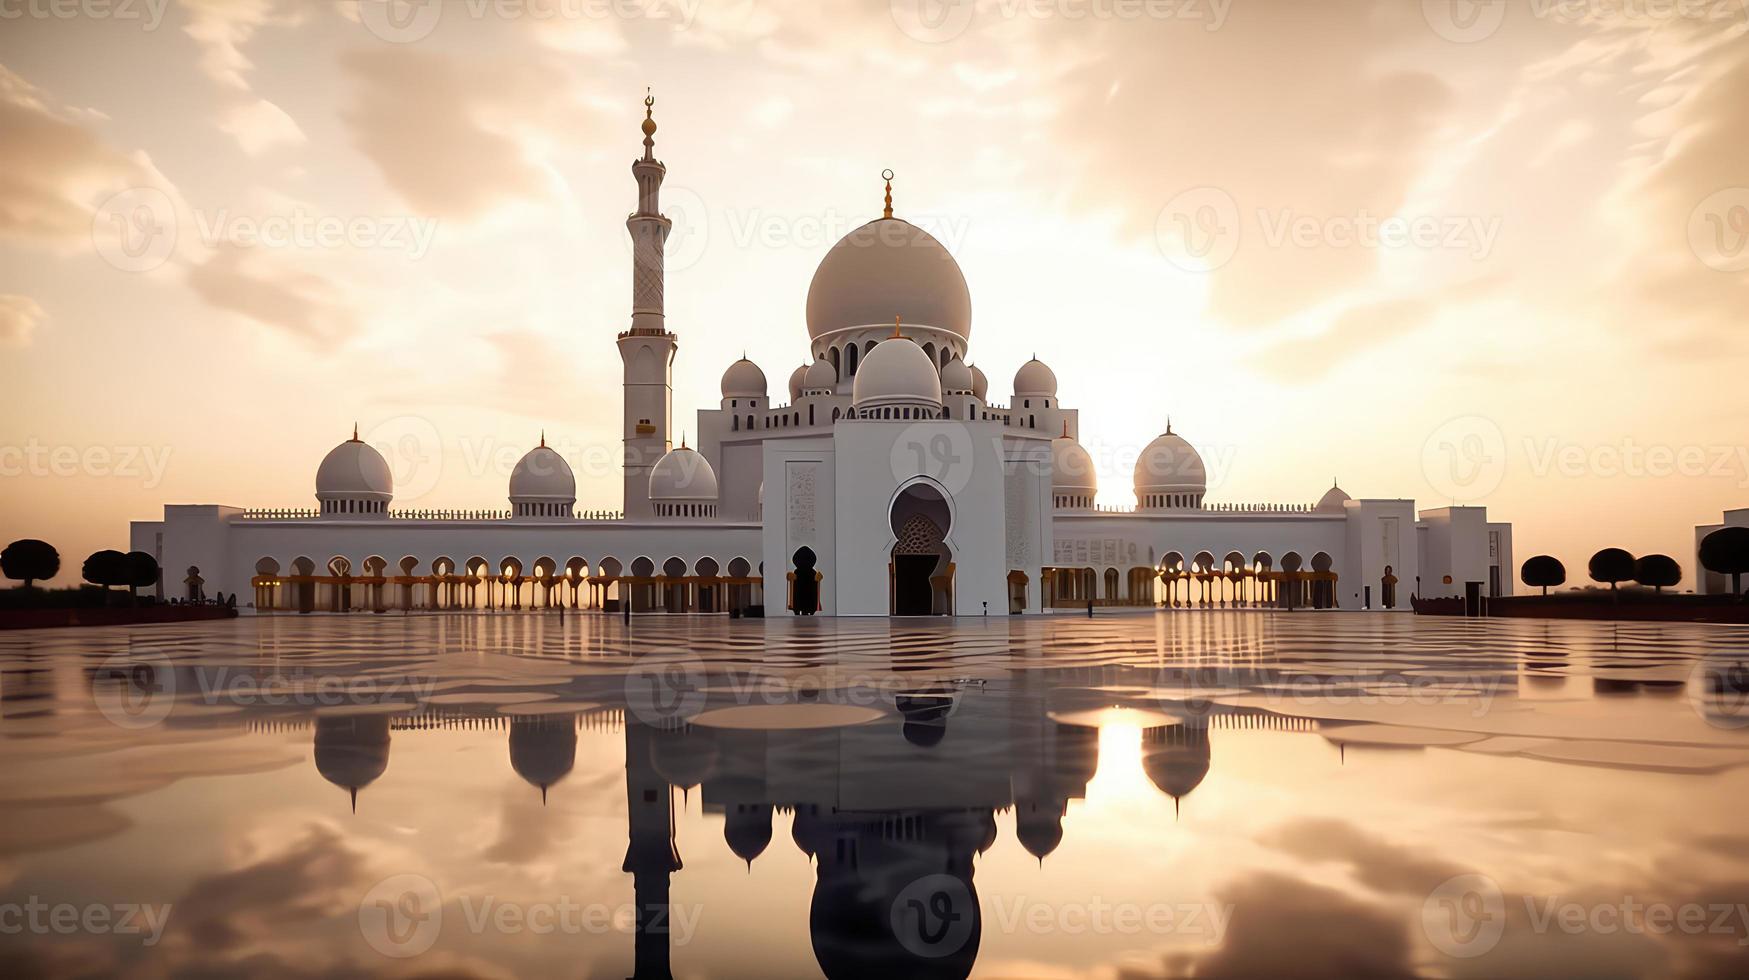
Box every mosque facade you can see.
[130,96,1513,617]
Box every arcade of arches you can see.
[1042,550,1342,609]
[249,555,763,614]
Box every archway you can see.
[790,547,818,615]
[889,481,953,616]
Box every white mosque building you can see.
[131,95,1513,617]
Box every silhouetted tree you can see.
[1633,554,1681,594]
[1588,548,1636,598]
[1,539,59,589]
[82,550,129,599]
[124,551,160,602]
[1700,526,1749,598]
[1521,555,1566,596]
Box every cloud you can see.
[338,48,561,220]
[220,97,307,155]
[1165,871,1412,978]
[0,66,162,244]
[186,244,357,342]
[0,294,45,347]
[181,0,308,155]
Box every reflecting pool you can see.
[2,612,1748,977]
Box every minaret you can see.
[618,89,677,520]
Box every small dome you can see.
[649,446,719,501]
[721,357,767,399]
[1052,431,1097,497]
[940,356,973,394]
[1316,483,1351,513]
[1014,357,1057,397]
[788,364,808,403]
[509,443,575,502]
[968,363,989,401]
[806,218,972,341]
[851,335,943,412]
[1134,427,1207,504]
[803,357,837,393]
[316,434,393,498]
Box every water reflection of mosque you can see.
[271,680,1318,980]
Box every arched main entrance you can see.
[889,481,953,616]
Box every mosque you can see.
[130,94,1513,617]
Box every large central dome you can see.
[805,218,971,341]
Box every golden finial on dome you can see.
[351,422,359,442]
[540,429,546,449]
[640,87,657,157]
[892,315,904,338]
[882,169,894,219]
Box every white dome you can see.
[1052,432,1097,496]
[1316,483,1351,513]
[1133,428,1207,503]
[969,363,989,401]
[940,355,973,394]
[316,435,393,498]
[509,444,575,501]
[787,364,807,403]
[851,335,943,412]
[1014,357,1058,397]
[803,357,837,392]
[805,218,971,341]
[721,358,766,399]
[649,446,719,501]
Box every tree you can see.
[1521,555,1566,596]
[82,550,129,598]
[124,551,160,602]
[1700,526,1749,599]
[1633,554,1681,594]
[1,539,60,589]
[1588,548,1636,597]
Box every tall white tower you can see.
[618,90,677,519]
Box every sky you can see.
[0,0,1745,588]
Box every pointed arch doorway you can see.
[889,481,954,616]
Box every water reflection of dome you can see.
[1015,802,1065,860]
[509,715,577,804]
[314,714,391,813]
[724,803,773,867]
[1141,724,1211,809]
[896,689,956,747]
[650,723,720,790]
